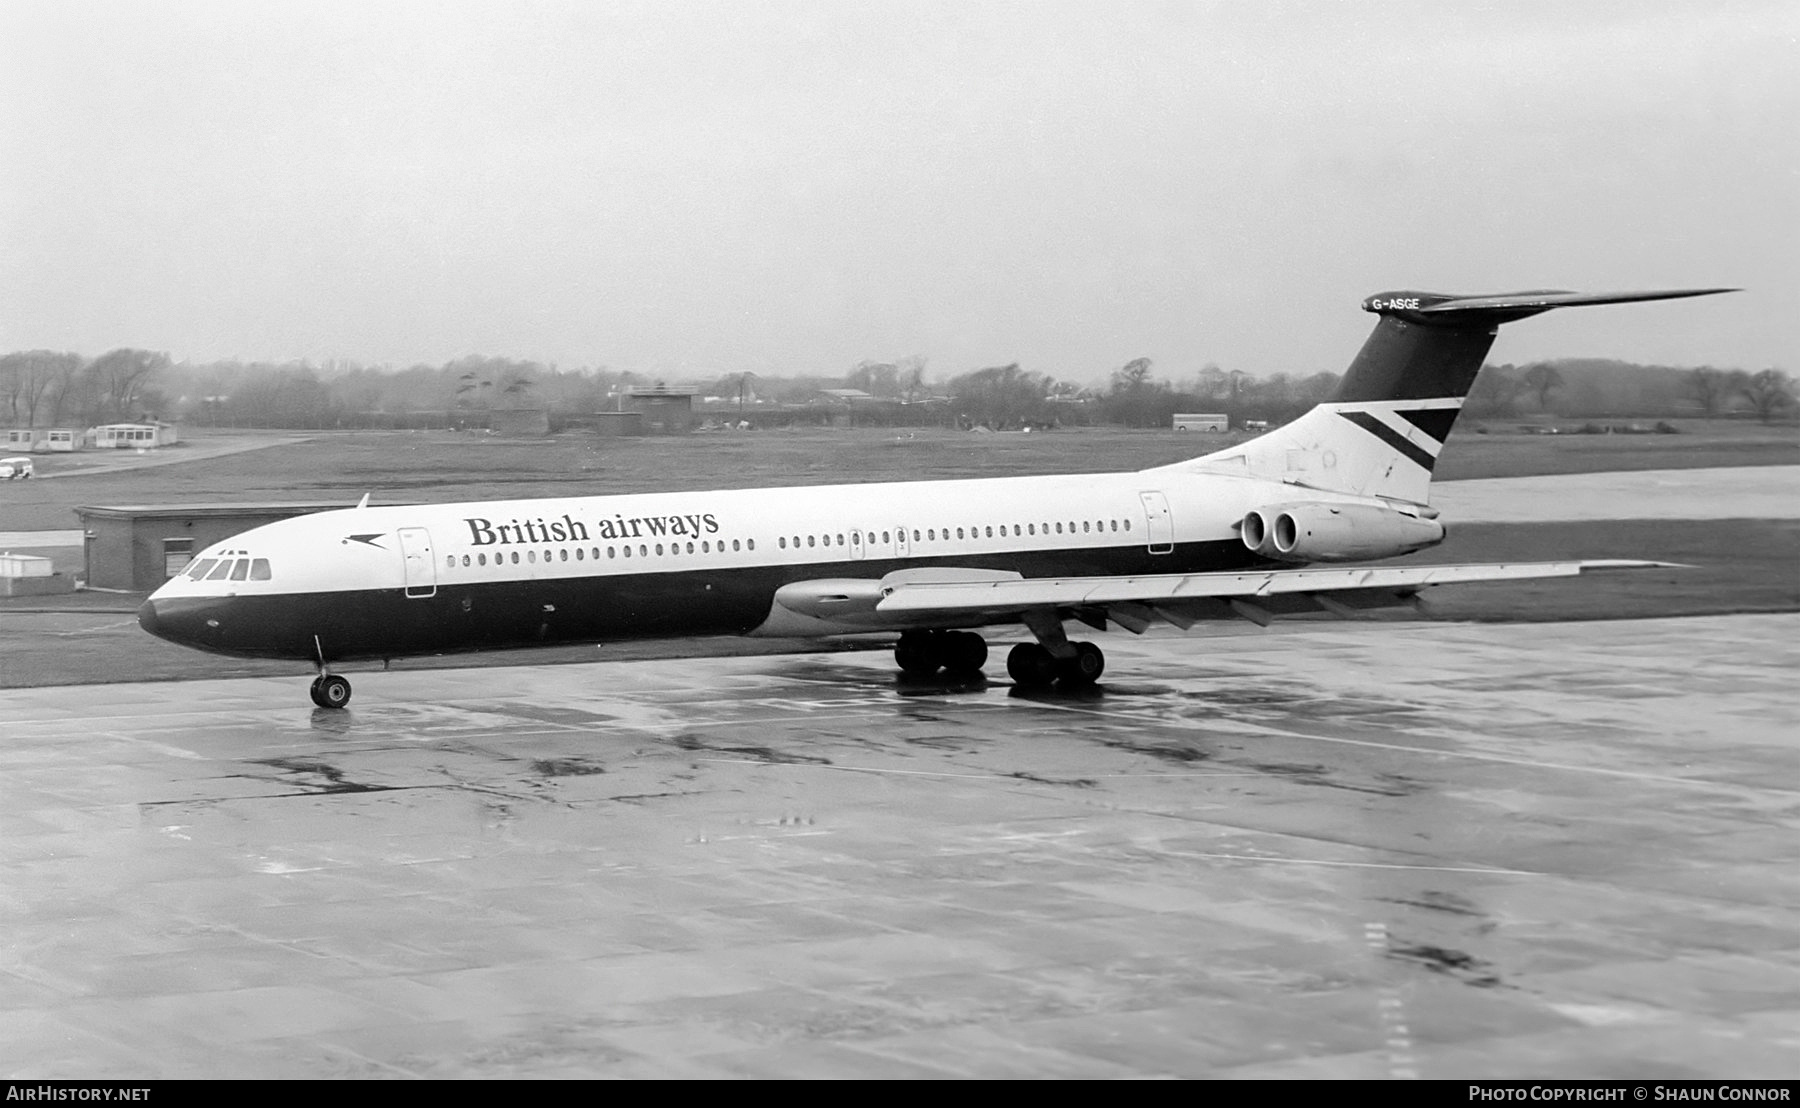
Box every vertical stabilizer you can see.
[1166,287,1734,505]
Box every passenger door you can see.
[1138,491,1175,555]
[398,527,436,598]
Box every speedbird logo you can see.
[465,511,720,546]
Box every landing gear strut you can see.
[309,672,352,709]
[894,629,988,678]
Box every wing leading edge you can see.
[876,560,1682,631]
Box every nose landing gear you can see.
[309,673,352,709]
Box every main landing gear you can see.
[895,629,988,678]
[309,671,352,709]
[893,628,1105,689]
[1005,641,1103,689]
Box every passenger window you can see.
[575,548,583,560]
[807,536,815,547]
[528,551,537,563]
[655,544,664,556]
[985,526,993,538]
[780,537,787,548]
[479,553,487,566]
[609,547,617,558]
[746,539,754,550]
[927,529,935,541]
[836,535,844,546]
[687,542,695,553]
[912,530,920,542]
[639,545,647,557]
[1083,521,1090,533]
[956,528,964,539]
[560,549,568,561]
[623,546,631,558]
[1028,524,1035,535]
[733,539,741,551]
[510,551,520,564]
[463,554,471,566]
[1110,520,1117,532]
[205,561,235,581]
[251,559,271,580]
[1124,520,1131,531]
[186,559,219,580]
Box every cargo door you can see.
[398,527,436,598]
[1138,491,1174,555]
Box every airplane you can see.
[138,287,1733,708]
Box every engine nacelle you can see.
[1240,502,1445,563]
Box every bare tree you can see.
[85,349,170,422]
[1687,366,1748,417]
[1739,369,1795,424]
[896,355,929,404]
[1521,363,1564,412]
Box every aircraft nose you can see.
[137,596,218,649]
[136,598,160,638]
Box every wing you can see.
[875,560,1680,631]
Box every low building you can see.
[92,422,180,449]
[490,407,550,436]
[3,428,78,452]
[74,502,392,591]
[619,385,697,434]
[0,552,71,597]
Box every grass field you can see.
[0,420,1792,689]
[1,419,1794,533]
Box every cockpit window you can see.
[204,560,235,581]
[229,559,251,581]
[186,559,220,580]
[250,559,271,580]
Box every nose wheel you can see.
[309,673,353,709]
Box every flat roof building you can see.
[74,502,395,592]
[619,385,697,434]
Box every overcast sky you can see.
[2,0,1792,382]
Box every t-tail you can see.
[1170,287,1736,505]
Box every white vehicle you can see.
[0,457,33,479]
[139,286,1733,709]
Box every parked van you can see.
[0,456,34,479]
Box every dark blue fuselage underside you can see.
[141,540,1262,663]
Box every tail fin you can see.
[1173,287,1735,504]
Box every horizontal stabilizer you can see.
[1365,288,1737,327]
